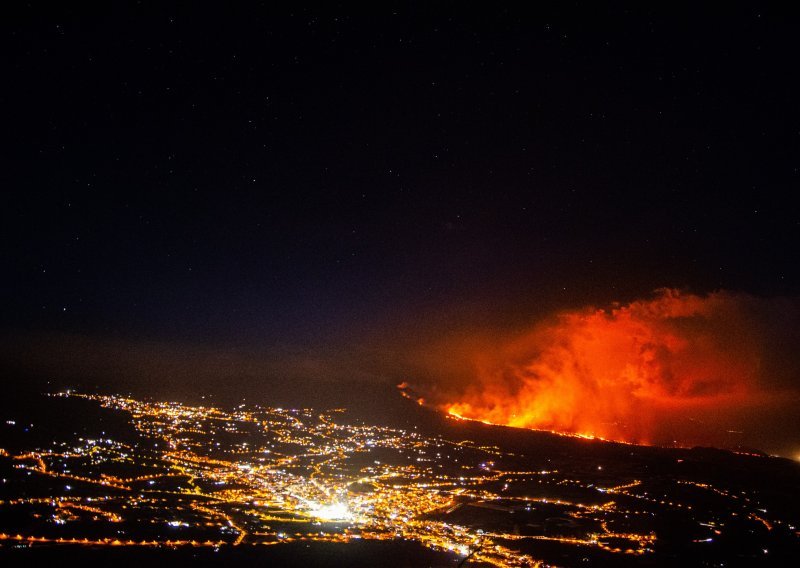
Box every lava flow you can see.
[409,289,784,446]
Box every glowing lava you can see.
[416,289,777,446]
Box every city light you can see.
[0,391,794,567]
[308,502,352,521]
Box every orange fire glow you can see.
[420,289,774,445]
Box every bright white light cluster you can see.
[309,501,352,521]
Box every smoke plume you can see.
[408,289,800,451]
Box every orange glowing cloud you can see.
[409,289,799,448]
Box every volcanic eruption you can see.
[407,289,799,450]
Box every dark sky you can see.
[2,4,799,408]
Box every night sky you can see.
[3,4,799,450]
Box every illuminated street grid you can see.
[0,392,796,567]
